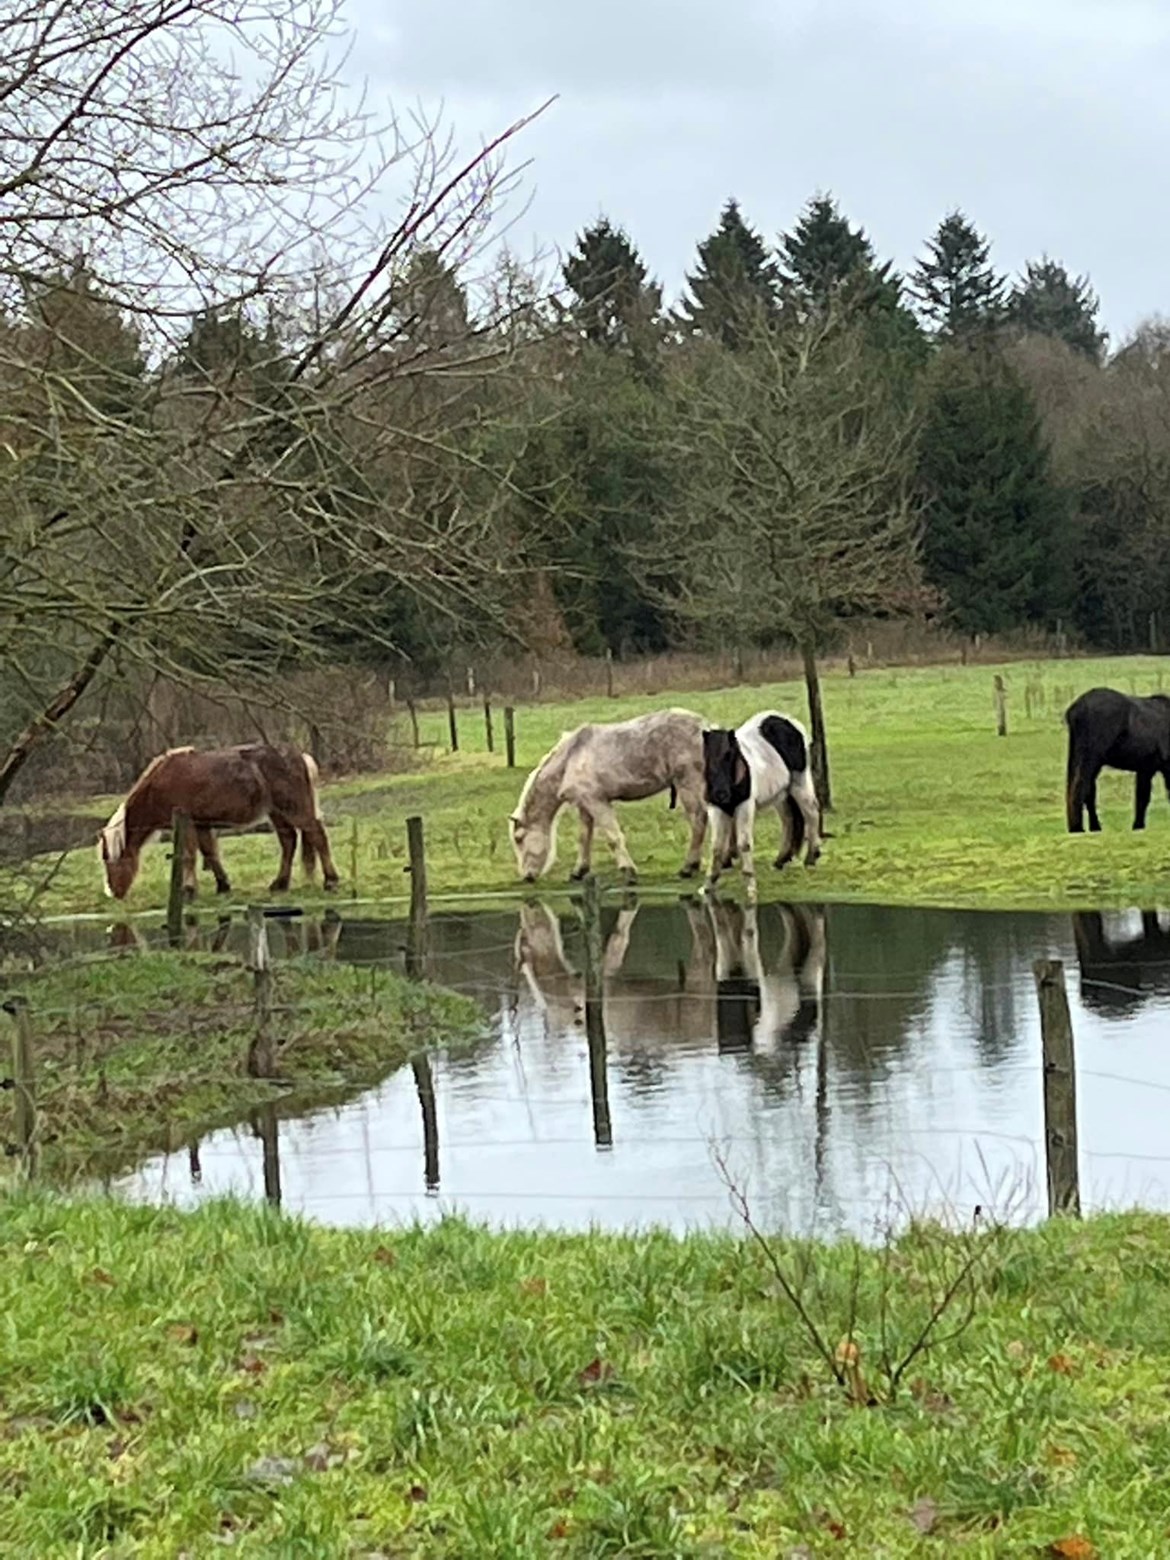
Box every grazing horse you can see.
[508,708,709,884]
[1065,687,1170,832]
[97,743,340,901]
[702,710,821,902]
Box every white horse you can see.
[509,708,709,884]
[703,709,822,902]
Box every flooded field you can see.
[47,893,1166,1239]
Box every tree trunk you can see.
[801,643,831,811]
[0,622,122,807]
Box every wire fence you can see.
[8,865,1170,1239]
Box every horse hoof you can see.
[568,867,588,883]
[773,856,791,872]
[182,886,197,904]
[678,863,698,879]
[216,880,232,896]
[268,879,290,894]
[621,869,638,886]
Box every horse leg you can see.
[196,826,232,895]
[735,801,759,904]
[1086,770,1103,832]
[678,786,708,878]
[589,800,638,883]
[1134,770,1153,830]
[772,795,798,870]
[569,808,594,881]
[303,818,341,890]
[790,772,822,866]
[181,822,199,901]
[705,810,733,891]
[268,814,298,892]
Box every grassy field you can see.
[1,1192,1168,1556]
[0,953,481,1179]
[23,652,1170,918]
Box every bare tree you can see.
[639,309,929,808]
[0,0,556,805]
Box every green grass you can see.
[0,952,481,1178]
[18,652,1170,917]
[2,1192,1170,1554]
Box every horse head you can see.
[97,815,138,900]
[509,810,555,882]
[703,728,749,812]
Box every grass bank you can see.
[1,1193,1167,1554]
[20,652,1170,916]
[0,953,481,1178]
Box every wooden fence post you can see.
[579,875,612,1149]
[446,688,459,753]
[504,706,516,769]
[246,907,275,1078]
[1033,958,1081,1218]
[405,815,428,979]
[3,996,37,1176]
[411,1053,440,1192]
[1151,611,1159,654]
[483,694,494,754]
[847,654,857,678]
[166,810,190,945]
[605,647,614,698]
[466,665,476,697]
[406,698,420,749]
[993,674,1007,738]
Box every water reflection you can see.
[50,892,1170,1237]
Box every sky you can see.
[348,0,1170,347]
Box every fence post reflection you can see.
[251,1103,282,1208]
[411,1053,440,1193]
[188,1138,203,1185]
[580,876,613,1149]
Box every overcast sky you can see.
[349,0,1170,346]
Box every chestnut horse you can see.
[97,744,340,901]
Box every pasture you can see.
[27,652,1170,917]
[3,1193,1170,1555]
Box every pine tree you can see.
[916,345,1072,634]
[910,210,1005,339]
[677,199,779,349]
[778,193,924,363]
[1008,258,1106,361]
[562,217,663,357]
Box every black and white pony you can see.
[702,710,822,901]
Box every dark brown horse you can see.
[98,744,340,901]
[1065,687,1170,831]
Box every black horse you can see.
[1065,686,1170,831]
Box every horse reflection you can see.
[1072,909,1170,1017]
[105,911,342,960]
[514,896,826,1057]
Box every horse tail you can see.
[302,751,324,820]
[668,783,678,810]
[786,794,805,854]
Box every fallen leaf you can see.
[407,1483,428,1503]
[268,1308,284,1325]
[578,1357,616,1387]
[1048,1353,1076,1376]
[521,1276,548,1297]
[1047,1444,1078,1467]
[167,1324,198,1346]
[547,1519,570,1540]
[107,1436,128,1461]
[1050,1538,1096,1559]
[909,1497,938,1535]
[302,1442,334,1473]
[238,1354,266,1376]
[373,1246,397,1267]
[89,1267,116,1287]
[816,1511,847,1541]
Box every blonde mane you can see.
[98,746,196,865]
[512,727,581,823]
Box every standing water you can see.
[113,897,1170,1239]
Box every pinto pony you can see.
[97,744,340,901]
[508,708,709,884]
[702,710,821,902]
